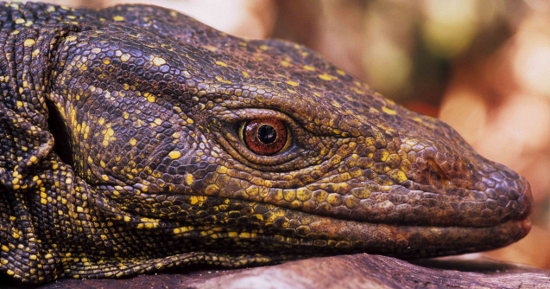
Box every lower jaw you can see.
[166,217,531,258]
[298,218,532,258]
[103,192,531,258]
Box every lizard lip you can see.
[520,219,532,236]
[514,178,533,236]
[517,177,534,221]
[303,215,532,258]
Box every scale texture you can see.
[0,2,533,285]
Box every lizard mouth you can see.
[157,194,532,258]
[298,216,531,258]
[116,179,532,258]
[115,166,533,258]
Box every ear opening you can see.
[45,99,74,168]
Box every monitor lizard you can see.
[0,2,533,285]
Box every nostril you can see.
[407,157,452,187]
[427,158,449,182]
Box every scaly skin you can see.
[0,2,533,285]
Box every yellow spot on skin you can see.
[154,118,162,125]
[1,246,8,252]
[15,19,25,24]
[130,138,137,146]
[121,54,130,62]
[189,196,198,205]
[391,171,408,184]
[303,65,315,71]
[215,61,227,67]
[242,71,249,77]
[102,175,109,181]
[152,57,166,66]
[259,45,268,50]
[169,151,181,159]
[280,61,291,67]
[286,81,299,87]
[352,87,364,94]
[185,174,194,186]
[413,117,423,123]
[124,216,131,222]
[336,69,346,76]
[215,75,232,84]
[216,166,228,174]
[147,95,155,103]
[24,39,35,47]
[92,48,101,54]
[318,73,335,81]
[103,59,110,65]
[382,106,397,115]
[98,118,105,125]
[204,45,218,52]
[113,16,125,21]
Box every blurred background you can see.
[29,0,550,269]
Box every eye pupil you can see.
[258,125,277,144]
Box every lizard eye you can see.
[241,119,288,155]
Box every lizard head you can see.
[1,3,535,284]
[47,5,531,262]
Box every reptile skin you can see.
[0,2,533,285]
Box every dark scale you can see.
[0,1,533,285]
